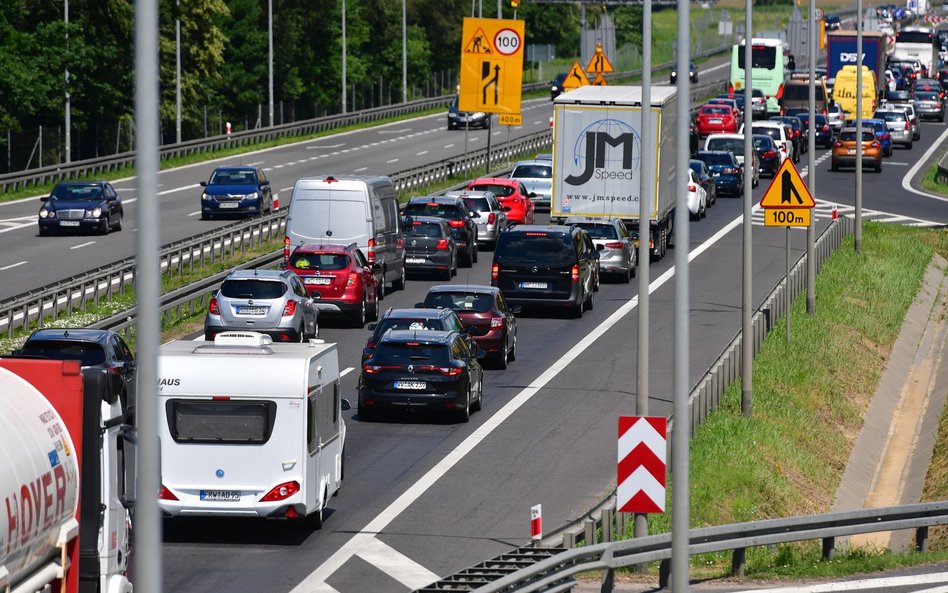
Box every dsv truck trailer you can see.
[0,358,133,593]
[550,86,677,260]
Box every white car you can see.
[686,168,708,221]
[703,133,760,189]
[827,102,845,133]
[741,122,791,165]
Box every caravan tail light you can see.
[282,300,297,317]
[209,298,220,315]
[159,485,179,501]
[688,184,697,192]
[260,480,300,502]
[488,212,496,224]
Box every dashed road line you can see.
[69,241,95,250]
[187,211,201,217]
[0,261,27,271]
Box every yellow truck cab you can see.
[832,65,878,120]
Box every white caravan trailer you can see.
[157,332,347,527]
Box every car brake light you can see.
[367,238,375,264]
[763,150,776,159]
[883,133,891,140]
[871,141,880,148]
[776,83,784,99]
[822,124,830,132]
[728,83,735,93]
[491,262,499,281]
[688,184,697,192]
[159,485,179,501]
[490,317,505,329]
[604,241,624,249]
[905,122,911,130]
[209,297,220,315]
[363,364,383,374]
[283,236,290,263]
[448,220,465,228]
[488,212,496,224]
[438,366,463,376]
[260,480,300,502]
[346,272,358,287]
[436,239,449,250]
[834,141,843,147]
[282,300,297,317]
[571,264,580,282]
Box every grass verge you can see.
[921,162,948,196]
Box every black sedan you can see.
[38,181,124,236]
[752,134,781,178]
[795,113,835,148]
[200,165,273,219]
[402,216,458,279]
[695,151,743,197]
[447,96,490,129]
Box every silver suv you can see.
[443,190,508,249]
[204,269,320,342]
[509,159,552,211]
[873,109,913,148]
[563,217,637,283]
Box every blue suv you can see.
[200,166,273,219]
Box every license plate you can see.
[712,172,721,177]
[219,202,239,209]
[59,221,80,227]
[394,381,427,390]
[520,281,547,289]
[406,257,426,264]
[710,118,722,124]
[200,490,240,501]
[304,277,332,285]
[236,306,267,315]
[847,149,856,155]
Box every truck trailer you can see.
[827,31,890,96]
[550,86,676,260]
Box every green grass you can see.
[617,222,948,579]
[921,162,948,195]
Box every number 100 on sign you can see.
[765,208,811,227]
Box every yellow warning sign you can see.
[585,43,615,73]
[464,27,494,54]
[592,72,608,86]
[764,208,812,227]
[459,18,524,115]
[562,62,590,90]
[759,159,815,209]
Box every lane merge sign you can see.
[459,18,525,116]
[760,159,815,227]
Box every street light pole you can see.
[741,0,753,417]
[341,0,347,114]
[807,0,816,314]
[64,0,71,163]
[175,0,182,144]
[269,0,274,126]
[402,0,407,104]
[855,0,863,253]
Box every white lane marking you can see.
[0,261,27,271]
[378,128,412,134]
[281,187,294,193]
[416,150,429,156]
[355,537,439,590]
[246,161,263,166]
[736,571,948,592]
[914,585,948,593]
[289,206,758,593]
[444,144,454,148]
[902,124,948,204]
[354,167,368,172]
[340,367,354,378]
[69,241,95,250]
[386,158,399,163]
[884,161,910,166]
[187,211,201,217]
[307,143,344,149]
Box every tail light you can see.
[260,480,300,502]
[363,364,383,374]
[762,150,777,159]
[437,366,463,377]
[448,220,465,228]
[209,297,220,315]
[282,300,297,317]
[723,167,739,174]
[728,83,735,93]
[346,272,358,287]
[436,239,449,250]
[776,84,784,99]
[491,262,499,281]
[834,141,843,148]
[159,485,179,501]
[571,264,580,282]
[882,133,891,141]
[283,236,290,263]
[688,184,697,192]
[367,238,376,263]
[488,212,496,224]
[822,124,830,132]
[490,317,506,329]
[870,141,880,148]
[905,122,911,130]
[604,241,624,249]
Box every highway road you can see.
[1,57,946,593]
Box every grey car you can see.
[563,217,637,283]
[204,269,319,342]
[874,109,914,148]
[443,190,508,249]
[913,91,945,121]
[509,159,553,211]
[889,102,920,140]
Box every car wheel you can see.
[456,389,471,423]
[306,488,327,530]
[830,161,838,172]
[442,262,453,280]
[38,226,49,237]
[99,218,110,235]
[876,163,883,173]
[690,209,700,221]
[508,333,517,362]
[572,291,584,318]
[493,340,509,370]
[201,211,213,221]
[353,297,367,328]
[471,385,483,412]
[392,265,406,291]
[462,247,473,268]
[907,141,913,149]
[583,288,594,312]
[111,214,123,231]
[204,331,214,341]
[298,324,307,342]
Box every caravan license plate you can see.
[394,381,427,390]
[200,490,240,501]
[236,306,267,315]
[304,277,332,285]
[520,281,547,289]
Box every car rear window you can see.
[699,152,735,165]
[706,137,743,153]
[511,165,551,178]
[404,203,464,220]
[405,221,445,238]
[461,197,491,213]
[375,318,446,338]
[20,341,107,366]
[571,223,619,239]
[426,292,494,313]
[752,136,775,149]
[373,343,450,364]
[876,111,906,122]
[470,183,516,197]
[840,131,876,141]
[289,253,349,271]
[752,127,781,140]
[495,232,575,266]
[916,92,940,100]
[220,279,287,299]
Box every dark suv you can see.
[16,328,137,420]
[491,225,598,318]
[358,329,484,422]
[363,307,466,361]
[403,196,478,266]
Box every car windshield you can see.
[511,165,551,178]
[209,169,257,185]
[461,197,491,213]
[840,131,876,141]
[405,221,445,238]
[219,279,287,299]
[916,92,940,100]
[470,183,516,197]
[51,184,103,200]
[426,292,494,313]
[700,153,736,165]
[571,223,618,239]
[495,232,575,265]
[404,203,464,220]
[373,343,450,364]
[20,341,107,366]
[289,253,349,271]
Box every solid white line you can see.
[913,586,948,593]
[340,367,354,378]
[386,159,399,163]
[0,261,27,271]
[69,241,95,250]
[246,161,263,166]
[378,128,412,134]
[354,167,368,172]
[416,151,429,156]
[355,537,439,590]
[307,143,344,149]
[444,144,454,148]
[885,161,910,166]
[289,207,757,593]
[902,124,948,204]
[187,211,201,217]
[736,572,948,592]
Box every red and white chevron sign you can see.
[617,416,667,513]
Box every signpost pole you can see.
[486,116,492,174]
[855,0,863,253]
[742,0,754,418]
[786,227,791,344]
[807,0,817,315]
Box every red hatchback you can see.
[420,284,519,369]
[285,243,381,327]
[467,177,536,225]
[695,105,738,136]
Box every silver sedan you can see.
[563,217,637,283]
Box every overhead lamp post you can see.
[65,0,71,163]
[269,0,274,126]
[175,0,181,144]
[342,0,347,114]
[402,0,407,104]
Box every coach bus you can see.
[729,37,788,117]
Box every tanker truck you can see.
[0,358,133,593]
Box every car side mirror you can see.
[475,349,487,359]
[41,196,49,202]
[200,181,208,187]
[372,263,383,273]
[511,305,522,315]
[470,211,480,218]
[596,244,605,251]
[362,348,374,360]
[367,323,377,331]
[341,399,351,411]
[529,192,537,198]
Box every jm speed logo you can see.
[565,118,641,185]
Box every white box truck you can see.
[551,86,677,260]
[157,332,347,528]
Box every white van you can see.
[285,175,407,294]
[157,332,347,527]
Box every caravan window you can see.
[168,399,276,444]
